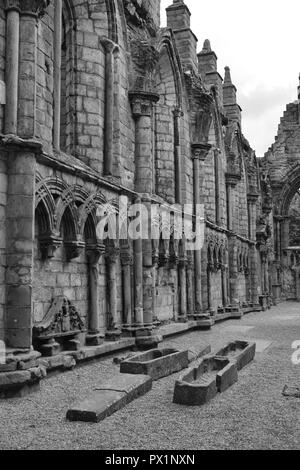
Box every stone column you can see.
[248,193,260,306]
[281,217,290,251]
[86,242,105,346]
[221,263,228,307]
[120,249,133,328]
[228,235,239,307]
[101,37,119,176]
[4,0,20,134]
[53,0,62,150]
[129,92,162,349]
[178,255,187,321]
[133,197,143,327]
[5,140,41,350]
[18,1,48,138]
[105,246,121,341]
[226,174,240,231]
[152,240,160,324]
[191,143,211,317]
[173,108,183,204]
[186,251,194,316]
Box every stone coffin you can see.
[120,348,189,380]
[173,356,238,406]
[66,374,152,423]
[215,340,256,371]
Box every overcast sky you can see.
[160,0,300,157]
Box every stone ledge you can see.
[66,374,152,423]
[61,338,136,363]
[0,366,46,399]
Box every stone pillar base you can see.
[189,313,214,330]
[105,329,122,342]
[225,306,243,319]
[0,350,46,399]
[86,333,105,347]
[135,329,163,350]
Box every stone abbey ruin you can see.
[0,0,299,397]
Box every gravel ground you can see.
[0,303,299,450]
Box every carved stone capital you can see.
[100,36,119,54]
[226,172,241,188]
[120,250,133,267]
[4,0,20,12]
[39,233,62,260]
[173,108,184,119]
[65,240,85,261]
[247,193,259,204]
[129,91,159,118]
[86,241,106,265]
[191,143,212,161]
[7,0,51,17]
[106,246,120,264]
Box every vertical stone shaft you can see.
[53,0,62,150]
[248,194,259,305]
[173,109,182,204]
[121,252,133,326]
[229,236,239,306]
[193,155,202,313]
[89,261,99,333]
[130,92,159,329]
[133,214,144,326]
[108,254,118,329]
[221,265,228,307]
[5,149,37,349]
[18,11,37,138]
[102,39,117,176]
[191,143,211,314]
[87,246,104,337]
[178,259,187,319]
[5,6,20,134]
[186,252,194,315]
[214,149,220,225]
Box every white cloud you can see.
[160,0,300,157]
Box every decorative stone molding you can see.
[247,193,259,205]
[123,0,157,37]
[225,172,241,188]
[65,240,85,261]
[100,37,119,54]
[34,297,85,339]
[39,233,62,260]
[191,143,212,161]
[86,241,106,265]
[4,0,50,16]
[120,250,133,267]
[129,91,160,118]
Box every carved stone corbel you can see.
[39,233,62,260]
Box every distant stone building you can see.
[263,77,300,302]
[0,0,273,395]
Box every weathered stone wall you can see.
[0,153,7,341]
[0,6,5,133]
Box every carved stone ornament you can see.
[4,0,50,17]
[33,296,85,340]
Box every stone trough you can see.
[215,340,256,370]
[120,348,189,381]
[173,356,238,406]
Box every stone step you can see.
[66,374,152,423]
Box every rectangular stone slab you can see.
[66,374,152,423]
[120,348,189,380]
